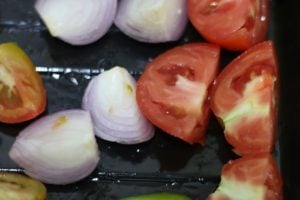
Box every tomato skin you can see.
[137,43,220,144]
[210,41,278,155]
[0,43,46,123]
[207,154,282,200]
[188,0,269,51]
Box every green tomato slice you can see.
[0,172,46,200]
[121,192,191,200]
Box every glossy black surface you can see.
[0,0,297,199]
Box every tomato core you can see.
[158,64,195,85]
[230,64,274,94]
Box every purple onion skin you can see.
[114,0,188,43]
[82,67,155,144]
[35,0,118,45]
[9,109,100,185]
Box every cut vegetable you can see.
[0,42,46,124]
[82,66,155,144]
[9,109,100,185]
[207,154,282,200]
[210,41,278,155]
[136,43,220,144]
[0,172,46,200]
[188,0,269,50]
[35,0,117,45]
[121,192,191,200]
[114,0,188,43]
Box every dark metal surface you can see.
[0,0,297,199]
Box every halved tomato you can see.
[188,0,269,51]
[207,154,282,200]
[136,43,220,144]
[0,43,46,123]
[210,41,278,155]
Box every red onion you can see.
[114,0,188,43]
[35,0,117,45]
[9,109,100,185]
[82,66,155,144]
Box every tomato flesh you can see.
[207,154,282,200]
[0,43,46,123]
[210,41,278,155]
[188,0,269,51]
[137,43,220,144]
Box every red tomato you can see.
[0,43,46,123]
[207,154,282,200]
[210,41,278,155]
[136,43,220,144]
[188,0,269,51]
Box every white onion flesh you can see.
[82,66,155,144]
[9,109,100,185]
[35,0,117,45]
[114,0,188,43]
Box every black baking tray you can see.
[0,0,298,199]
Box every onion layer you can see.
[35,0,117,45]
[9,109,100,185]
[114,0,188,43]
[82,66,155,144]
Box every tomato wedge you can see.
[188,0,269,51]
[210,41,278,155]
[0,172,47,200]
[136,43,220,144]
[0,43,46,123]
[207,154,282,200]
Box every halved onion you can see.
[35,0,117,45]
[9,109,100,185]
[114,0,188,43]
[82,66,155,144]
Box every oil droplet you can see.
[198,177,204,183]
[84,74,91,80]
[52,73,60,79]
[171,182,177,186]
[91,177,99,182]
[70,77,79,85]
[136,149,140,153]
[210,1,218,7]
